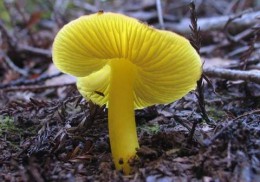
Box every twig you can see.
[0,83,75,92]
[204,67,260,84]
[0,20,16,49]
[124,1,156,11]
[0,51,28,76]
[126,11,157,21]
[0,72,63,89]
[240,29,259,70]
[227,141,231,168]
[161,11,260,34]
[156,0,165,30]
[223,9,252,44]
[173,115,206,147]
[0,20,51,58]
[204,109,260,146]
[188,119,199,144]
[228,43,260,57]
[18,45,52,57]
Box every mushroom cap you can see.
[53,12,202,109]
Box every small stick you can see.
[0,20,16,49]
[1,83,75,92]
[173,115,206,146]
[204,109,260,146]
[19,45,52,57]
[187,119,199,144]
[227,141,231,168]
[156,0,165,30]
[203,67,260,84]
[0,72,63,89]
[162,11,260,34]
[0,51,28,76]
[228,43,260,57]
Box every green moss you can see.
[0,1,10,23]
[206,106,226,121]
[0,116,13,135]
[138,123,160,135]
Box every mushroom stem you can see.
[108,59,139,174]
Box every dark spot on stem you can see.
[118,158,124,165]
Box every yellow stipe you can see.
[108,58,139,174]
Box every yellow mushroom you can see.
[52,12,202,174]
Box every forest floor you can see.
[0,0,260,181]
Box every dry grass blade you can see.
[189,1,212,125]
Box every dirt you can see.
[0,81,259,181]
